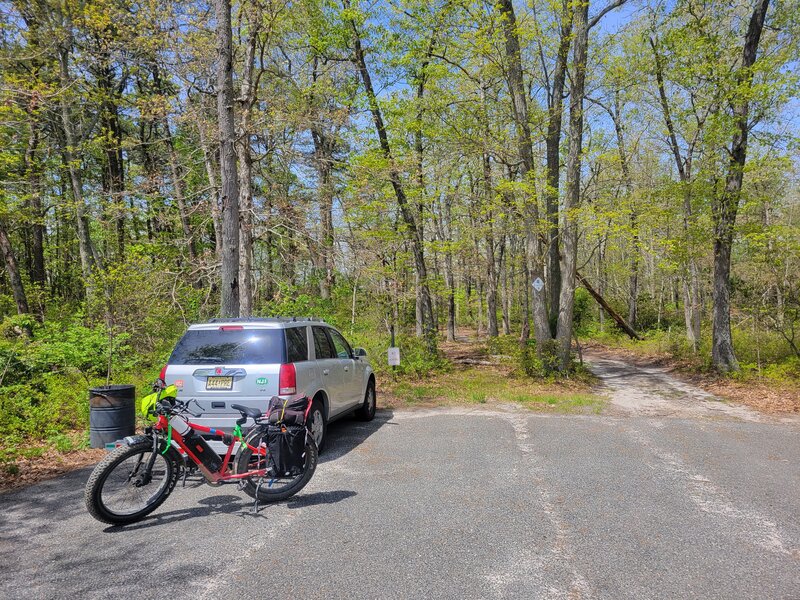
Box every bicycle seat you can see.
[230,404,262,420]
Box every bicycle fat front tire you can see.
[85,439,180,525]
[235,428,318,503]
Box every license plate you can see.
[206,376,233,391]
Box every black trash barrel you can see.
[89,385,136,448]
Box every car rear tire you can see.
[355,380,376,422]
[308,398,326,453]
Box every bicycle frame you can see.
[153,414,268,484]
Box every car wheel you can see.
[355,380,376,422]
[308,399,326,453]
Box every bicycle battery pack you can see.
[183,431,223,472]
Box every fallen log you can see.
[576,270,643,340]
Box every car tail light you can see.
[159,365,168,380]
[279,363,296,395]
[219,325,244,331]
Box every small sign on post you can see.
[387,347,400,366]
[532,277,544,293]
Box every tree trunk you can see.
[712,0,771,373]
[684,255,701,350]
[346,2,436,353]
[502,248,511,335]
[237,141,254,317]
[311,127,335,300]
[628,215,640,327]
[442,189,456,342]
[153,63,197,262]
[577,271,641,340]
[650,35,701,351]
[544,0,573,333]
[197,117,223,258]
[24,118,46,290]
[264,194,275,300]
[520,243,531,344]
[483,151,499,338]
[215,0,240,318]
[497,0,550,351]
[164,118,197,261]
[236,13,260,317]
[486,237,499,337]
[555,0,590,370]
[57,43,96,302]
[415,272,423,337]
[0,221,30,315]
[604,92,640,327]
[445,254,456,342]
[97,62,126,259]
[597,239,606,329]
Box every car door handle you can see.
[323,369,329,376]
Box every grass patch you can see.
[384,367,603,414]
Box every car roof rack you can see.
[206,316,326,323]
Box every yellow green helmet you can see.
[140,385,179,421]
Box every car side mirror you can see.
[353,348,367,358]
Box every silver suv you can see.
[161,318,376,452]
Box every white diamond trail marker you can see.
[532,277,544,293]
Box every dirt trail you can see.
[584,348,797,423]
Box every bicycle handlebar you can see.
[155,397,202,419]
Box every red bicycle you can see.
[84,383,317,525]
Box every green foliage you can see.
[349,331,448,378]
[572,288,592,335]
[521,339,563,378]
[486,334,522,357]
[486,334,583,377]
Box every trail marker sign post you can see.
[532,277,544,293]
[388,347,400,366]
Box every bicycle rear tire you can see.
[235,427,317,502]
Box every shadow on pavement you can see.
[320,408,395,464]
[286,489,356,508]
[0,466,92,542]
[102,494,258,532]
[102,488,357,532]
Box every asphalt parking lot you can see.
[1,406,798,599]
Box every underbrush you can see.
[0,313,172,470]
[486,334,596,381]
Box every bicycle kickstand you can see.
[252,479,264,514]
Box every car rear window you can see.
[169,329,286,365]
[285,327,308,362]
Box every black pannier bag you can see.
[267,425,307,477]
[267,396,311,426]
